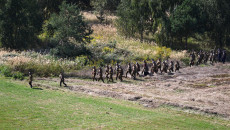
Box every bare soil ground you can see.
[34,63,230,118]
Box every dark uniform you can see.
[217,48,222,62]
[142,60,149,76]
[126,63,132,78]
[210,50,214,64]
[204,52,210,64]
[151,59,158,74]
[156,59,161,72]
[175,61,180,72]
[168,61,174,73]
[109,66,113,82]
[97,67,104,83]
[59,72,67,87]
[214,50,218,63]
[222,50,226,64]
[115,63,119,80]
[161,61,168,73]
[196,50,204,65]
[105,65,109,81]
[136,62,140,76]
[92,66,97,81]
[29,72,33,88]
[189,52,195,67]
[131,64,137,80]
[118,65,123,81]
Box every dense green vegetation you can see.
[0,77,229,129]
[116,0,230,48]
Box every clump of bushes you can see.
[0,65,24,80]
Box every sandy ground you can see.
[35,63,230,118]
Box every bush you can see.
[181,57,190,66]
[12,72,24,80]
[155,46,172,60]
[0,65,13,77]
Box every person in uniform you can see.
[222,50,226,64]
[109,65,114,82]
[196,50,204,65]
[210,50,214,64]
[59,72,67,87]
[131,64,137,80]
[97,67,104,83]
[168,61,174,73]
[115,63,119,80]
[161,61,168,73]
[175,61,180,72]
[105,65,109,81]
[136,62,140,76]
[204,52,210,64]
[125,63,132,78]
[29,71,33,88]
[92,66,97,81]
[156,59,162,72]
[118,65,123,81]
[217,48,222,62]
[151,59,158,75]
[142,60,149,76]
[189,51,195,67]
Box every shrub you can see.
[0,65,13,77]
[12,72,24,80]
[155,46,172,60]
[181,57,190,66]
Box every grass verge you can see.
[0,77,229,129]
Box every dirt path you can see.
[34,63,230,118]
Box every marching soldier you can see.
[196,50,204,65]
[29,71,33,88]
[156,59,162,72]
[175,61,180,72]
[151,59,158,74]
[115,63,119,80]
[168,61,174,73]
[210,50,214,64]
[109,65,114,82]
[126,63,132,78]
[189,51,195,67]
[142,60,149,76]
[92,66,97,81]
[131,64,137,80]
[118,65,123,81]
[204,52,210,64]
[217,48,222,62]
[222,50,226,64]
[161,61,168,73]
[59,72,67,87]
[97,67,104,83]
[214,50,218,63]
[105,65,109,81]
[136,62,140,76]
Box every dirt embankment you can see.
[35,63,230,118]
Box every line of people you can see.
[92,59,181,83]
[189,49,227,67]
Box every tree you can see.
[46,1,93,57]
[116,0,151,42]
[169,0,205,49]
[201,0,230,47]
[0,0,43,49]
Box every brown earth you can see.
[34,63,230,118]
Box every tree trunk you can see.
[140,30,143,43]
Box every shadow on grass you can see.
[32,87,43,90]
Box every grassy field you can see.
[0,77,229,129]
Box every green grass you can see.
[0,77,229,129]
